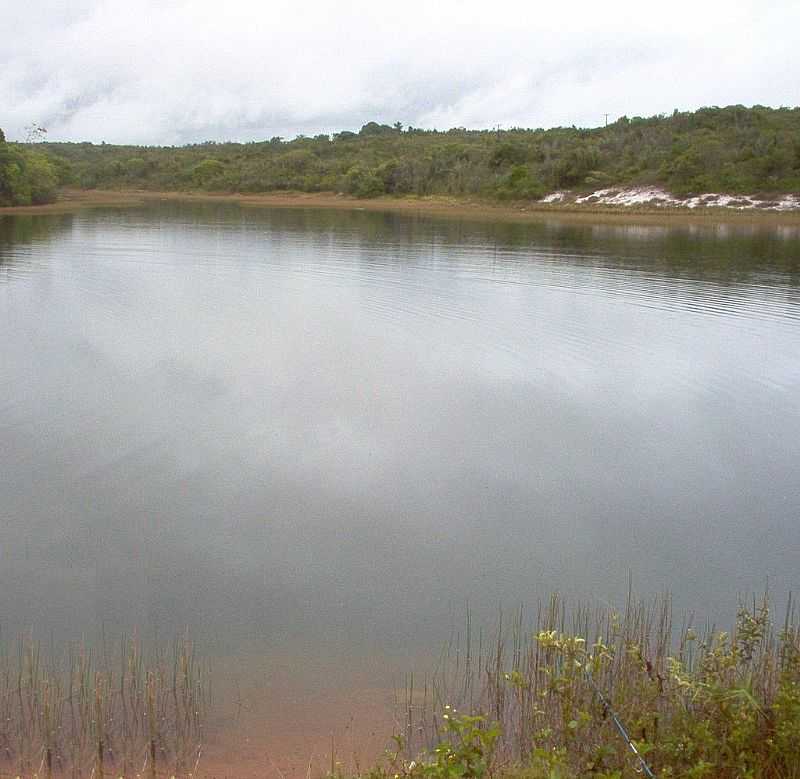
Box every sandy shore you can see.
[3,188,800,226]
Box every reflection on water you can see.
[0,213,76,280]
[1,203,800,770]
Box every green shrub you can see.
[343,165,385,198]
[364,709,500,779]
[190,158,226,188]
[495,165,546,200]
[24,152,58,204]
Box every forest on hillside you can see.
[2,105,800,206]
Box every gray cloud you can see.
[1,0,798,144]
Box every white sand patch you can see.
[574,188,615,204]
[773,195,800,211]
[685,194,747,209]
[564,187,800,211]
[575,187,678,206]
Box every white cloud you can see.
[1,0,798,143]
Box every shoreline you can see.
[3,187,800,226]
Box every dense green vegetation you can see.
[0,128,61,205]
[365,593,800,779]
[2,105,798,205]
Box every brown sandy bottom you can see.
[200,684,395,779]
[191,651,404,779]
[0,646,400,779]
[4,188,800,227]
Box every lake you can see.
[1,202,799,773]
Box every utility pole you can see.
[604,113,609,127]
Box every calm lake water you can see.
[2,202,800,767]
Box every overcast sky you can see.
[1,0,798,145]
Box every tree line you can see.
[2,105,800,206]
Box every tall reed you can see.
[0,634,209,778]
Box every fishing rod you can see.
[583,665,657,778]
